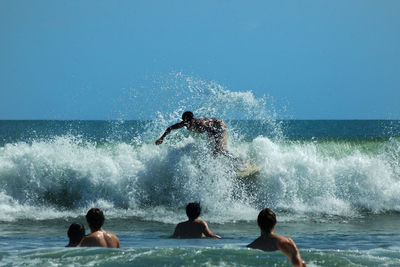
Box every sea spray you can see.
[123,72,283,142]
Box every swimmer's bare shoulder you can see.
[79,231,105,247]
[197,219,221,239]
[171,221,184,237]
[104,230,121,248]
[277,235,306,267]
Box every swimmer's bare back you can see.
[172,219,221,239]
[79,230,121,248]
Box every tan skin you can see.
[155,118,228,156]
[79,227,121,248]
[247,228,306,267]
[172,218,221,239]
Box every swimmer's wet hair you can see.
[182,111,194,122]
[257,208,277,233]
[86,208,105,230]
[67,222,85,243]
[186,202,201,220]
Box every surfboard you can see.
[236,164,260,179]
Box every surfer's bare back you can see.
[155,111,228,156]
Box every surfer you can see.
[66,223,85,247]
[247,208,306,267]
[79,208,121,248]
[155,111,230,157]
[171,202,221,239]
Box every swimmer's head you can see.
[182,111,194,122]
[86,208,105,231]
[257,208,277,234]
[186,202,201,220]
[67,222,85,244]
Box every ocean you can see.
[0,119,399,266]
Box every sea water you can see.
[1,80,400,266]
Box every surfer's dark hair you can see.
[257,208,277,233]
[67,222,85,244]
[186,202,201,220]
[182,111,194,122]
[86,208,105,230]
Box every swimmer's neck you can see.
[261,229,275,237]
[90,227,104,233]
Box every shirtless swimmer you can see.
[155,111,229,156]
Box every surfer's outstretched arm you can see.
[155,122,185,145]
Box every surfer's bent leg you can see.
[213,121,229,156]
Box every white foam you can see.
[251,136,400,216]
[0,134,399,223]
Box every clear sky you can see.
[0,0,399,120]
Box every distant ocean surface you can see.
[0,119,399,266]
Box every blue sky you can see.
[0,0,399,120]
